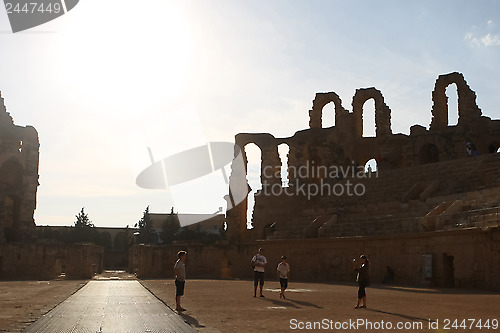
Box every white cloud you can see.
[465,20,500,47]
[465,32,500,47]
[481,33,500,46]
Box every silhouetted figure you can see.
[353,255,370,309]
[466,141,473,156]
[174,250,188,312]
[382,266,394,284]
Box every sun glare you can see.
[57,0,193,115]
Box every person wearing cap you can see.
[352,254,370,309]
[174,250,187,311]
[277,256,290,299]
[251,248,267,297]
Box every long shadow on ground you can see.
[366,308,435,324]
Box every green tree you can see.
[161,207,180,245]
[75,207,94,228]
[72,207,98,243]
[137,206,154,244]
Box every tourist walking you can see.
[251,248,267,297]
[277,256,290,299]
[352,254,370,309]
[174,250,187,311]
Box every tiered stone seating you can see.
[264,153,500,239]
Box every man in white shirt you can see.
[174,250,187,311]
[251,248,267,297]
[277,255,290,299]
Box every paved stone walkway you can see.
[23,280,197,333]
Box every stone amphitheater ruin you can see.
[1,72,500,290]
[219,71,500,289]
[226,72,500,243]
[130,72,500,291]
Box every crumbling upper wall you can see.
[308,88,392,139]
[352,87,392,138]
[308,92,349,129]
[227,72,500,242]
[430,72,482,131]
[0,92,40,243]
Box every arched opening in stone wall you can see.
[446,84,459,126]
[278,143,290,187]
[362,99,376,137]
[364,158,378,173]
[245,143,262,229]
[487,142,500,154]
[321,102,335,128]
[2,196,20,242]
[419,144,440,164]
[466,141,480,156]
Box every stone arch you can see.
[227,133,280,235]
[430,72,482,131]
[243,143,263,191]
[352,88,392,138]
[419,143,440,164]
[277,142,290,187]
[230,134,281,201]
[446,84,459,126]
[236,138,281,188]
[309,92,348,129]
[465,140,480,157]
[488,141,500,154]
[364,158,378,173]
[321,102,336,128]
[238,143,261,230]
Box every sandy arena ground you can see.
[1,275,499,332]
[0,280,87,332]
[141,279,500,333]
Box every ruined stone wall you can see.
[255,153,500,239]
[0,92,39,243]
[0,243,103,280]
[227,72,500,241]
[129,243,237,279]
[129,227,500,291]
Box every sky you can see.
[0,0,499,228]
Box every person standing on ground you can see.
[277,256,290,299]
[174,250,187,311]
[352,254,370,309]
[251,248,267,297]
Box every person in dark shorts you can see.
[277,255,290,299]
[251,248,267,297]
[174,250,187,311]
[353,254,370,309]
